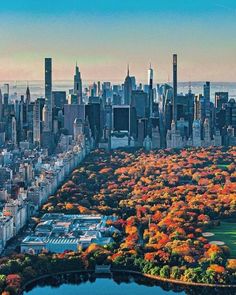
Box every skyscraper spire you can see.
[148,64,153,87]
[148,64,154,119]
[75,62,79,74]
[26,83,31,103]
[188,81,192,94]
[124,65,132,105]
[74,63,82,104]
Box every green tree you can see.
[150,266,160,276]
[0,274,6,289]
[183,267,202,283]
[160,265,170,278]
[170,266,181,280]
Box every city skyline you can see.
[1,0,236,82]
[2,3,236,292]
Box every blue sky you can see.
[1,0,236,14]
[0,0,236,82]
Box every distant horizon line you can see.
[1,80,236,84]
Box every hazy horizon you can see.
[2,81,236,102]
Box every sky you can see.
[1,0,236,83]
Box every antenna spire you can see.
[127,64,130,76]
[189,81,192,94]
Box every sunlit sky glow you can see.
[1,0,236,82]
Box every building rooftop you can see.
[21,213,118,253]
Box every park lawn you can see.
[217,164,229,170]
[208,221,236,258]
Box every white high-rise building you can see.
[73,118,83,141]
[42,105,50,132]
[166,121,184,149]
[203,118,212,146]
[33,100,41,145]
[143,135,152,151]
[11,116,17,146]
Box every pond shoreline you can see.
[20,268,236,294]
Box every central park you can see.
[1,146,236,294]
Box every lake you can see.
[23,273,236,295]
[25,278,183,295]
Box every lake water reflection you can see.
[23,273,235,295]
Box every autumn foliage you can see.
[38,147,236,284]
[3,147,236,293]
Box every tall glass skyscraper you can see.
[124,66,132,105]
[45,58,52,130]
[148,65,154,117]
[74,63,83,104]
[173,54,178,123]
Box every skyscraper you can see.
[203,81,211,120]
[148,64,154,117]
[33,99,41,145]
[148,65,153,88]
[124,66,132,105]
[0,89,3,122]
[194,94,205,122]
[131,90,148,118]
[192,120,201,147]
[42,105,50,132]
[173,54,178,122]
[73,118,83,142]
[215,92,229,111]
[11,116,17,146]
[45,58,52,130]
[204,81,210,101]
[226,99,236,129]
[26,85,31,104]
[52,91,67,109]
[74,63,83,104]
[3,84,9,107]
[203,118,211,146]
[64,104,85,135]
[85,103,101,142]
[112,106,130,132]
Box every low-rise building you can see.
[0,215,14,253]
[21,214,117,254]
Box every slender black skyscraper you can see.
[74,63,83,104]
[204,81,211,101]
[0,89,2,122]
[173,54,177,122]
[148,64,154,117]
[45,58,52,130]
[204,81,211,120]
